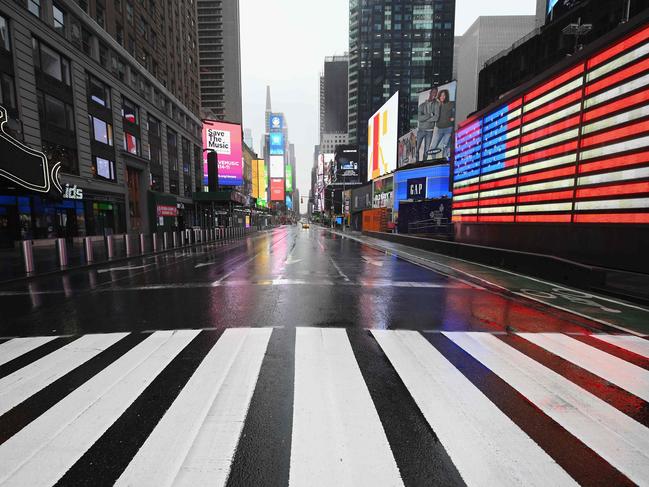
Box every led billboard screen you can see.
[270,178,285,201]
[452,23,649,225]
[257,159,268,207]
[252,157,259,199]
[416,81,457,162]
[367,91,399,181]
[269,155,284,178]
[269,132,284,155]
[285,165,292,191]
[269,113,284,131]
[202,120,243,186]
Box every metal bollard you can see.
[152,234,159,252]
[180,231,186,246]
[163,232,169,250]
[203,229,208,242]
[211,228,216,241]
[172,232,179,248]
[106,235,115,259]
[84,237,94,263]
[124,234,134,256]
[21,240,35,274]
[140,233,146,254]
[56,238,68,268]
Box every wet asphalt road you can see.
[0,225,592,337]
[1,226,648,486]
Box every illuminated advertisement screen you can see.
[269,113,283,131]
[252,157,259,199]
[285,165,292,191]
[416,81,457,163]
[394,165,450,215]
[269,132,284,155]
[202,120,243,186]
[270,178,285,201]
[367,91,399,181]
[321,153,335,185]
[452,23,649,225]
[286,194,293,209]
[257,159,267,206]
[269,155,284,178]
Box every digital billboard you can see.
[202,120,243,186]
[252,157,259,199]
[269,132,284,155]
[452,23,649,225]
[257,159,268,207]
[270,178,285,201]
[415,81,457,163]
[269,113,283,131]
[398,129,418,168]
[335,146,359,181]
[368,91,399,181]
[320,153,335,185]
[394,164,450,215]
[285,164,292,191]
[269,155,284,178]
[373,174,394,209]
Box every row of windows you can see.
[24,1,201,136]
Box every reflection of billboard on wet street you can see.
[415,81,456,163]
[367,92,399,181]
[202,120,243,186]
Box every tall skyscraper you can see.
[348,0,455,175]
[455,16,536,123]
[197,0,242,123]
[319,54,349,153]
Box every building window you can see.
[52,4,65,33]
[32,38,71,85]
[37,91,75,131]
[126,2,134,24]
[87,74,111,107]
[116,24,123,45]
[123,132,139,155]
[167,129,178,172]
[93,156,115,181]
[169,178,179,195]
[81,28,93,57]
[0,15,9,51]
[0,73,17,110]
[42,141,78,174]
[148,116,161,165]
[96,4,105,28]
[28,0,41,18]
[122,97,138,124]
[89,115,113,146]
[150,171,163,191]
[181,137,190,176]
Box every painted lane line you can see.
[328,256,350,281]
[444,332,649,485]
[518,333,649,402]
[0,333,128,416]
[0,330,199,487]
[290,328,403,487]
[116,328,271,487]
[97,264,152,274]
[0,336,59,367]
[372,330,576,487]
[362,255,384,267]
[592,334,649,358]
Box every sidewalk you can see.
[330,229,649,336]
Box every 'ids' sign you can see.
[407,177,426,200]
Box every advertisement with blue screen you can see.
[393,164,451,217]
[269,132,284,155]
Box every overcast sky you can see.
[240,0,538,213]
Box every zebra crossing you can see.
[0,327,647,486]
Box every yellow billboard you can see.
[252,158,259,199]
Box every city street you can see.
[0,226,648,486]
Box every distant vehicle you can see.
[302,222,310,229]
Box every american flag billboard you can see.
[452,23,649,225]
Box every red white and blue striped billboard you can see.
[452,23,649,225]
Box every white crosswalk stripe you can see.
[0,328,647,486]
[290,328,403,487]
